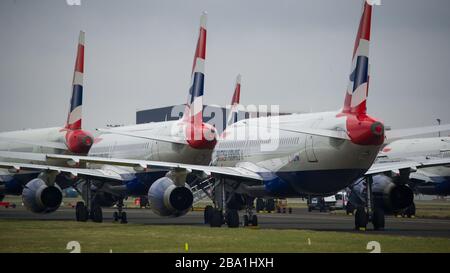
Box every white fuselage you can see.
[89,120,213,165]
[212,111,381,195]
[380,137,450,183]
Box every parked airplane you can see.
[1,1,449,231]
[0,31,93,155]
[0,13,242,223]
[0,31,93,205]
[347,136,450,218]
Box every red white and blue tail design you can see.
[342,1,372,115]
[66,31,85,130]
[182,12,207,126]
[226,74,241,127]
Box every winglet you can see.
[66,31,85,130]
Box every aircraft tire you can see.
[226,209,239,228]
[75,201,88,222]
[243,215,249,226]
[90,205,103,223]
[251,215,258,226]
[204,205,214,224]
[120,212,128,224]
[210,209,223,227]
[355,207,368,230]
[372,208,385,230]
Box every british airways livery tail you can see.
[343,1,372,115]
[66,31,85,131]
[183,12,207,126]
[226,74,241,127]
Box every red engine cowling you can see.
[346,114,384,146]
[65,129,94,154]
[185,122,217,150]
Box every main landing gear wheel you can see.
[75,201,88,222]
[372,208,385,230]
[243,215,249,227]
[355,207,368,230]
[204,205,214,224]
[251,215,258,226]
[226,209,239,228]
[256,198,265,213]
[90,205,103,223]
[210,209,223,227]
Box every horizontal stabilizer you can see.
[0,137,68,150]
[386,124,450,142]
[96,129,188,145]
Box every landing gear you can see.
[204,205,214,224]
[256,198,265,213]
[242,197,258,227]
[372,208,385,230]
[355,207,368,230]
[404,203,416,218]
[90,204,103,223]
[226,209,239,228]
[354,175,386,231]
[113,199,127,224]
[75,201,88,222]
[210,208,223,227]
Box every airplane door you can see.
[305,135,318,162]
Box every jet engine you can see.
[22,178,62,213]
[371,175,414,213]
[148,177,193,217]
[349,174,414,214]
[65,129,94,154]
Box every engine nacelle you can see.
[22,178,62,214]
[65,129,94,154]
[372,175,414,213]
[148,177,193,217]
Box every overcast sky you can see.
[0,0,449,133]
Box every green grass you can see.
[1,219,449,253]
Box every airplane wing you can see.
[385,124,450,142]
[0,161,124,181]
[0,151,263,182]
[96,129,188,145]
[0,137,68,150]
[365,157,450,176]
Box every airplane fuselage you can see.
[380,137,450,195]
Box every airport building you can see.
[136,104,294,133]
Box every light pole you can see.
[437,118,441,137]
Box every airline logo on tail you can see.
[227,74,241,127]
[66,31,85,130]
[343,1,372,115]
[183,12,207,126]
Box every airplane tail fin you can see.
[342,0,373,115]
[226,74,241,127]
[182,12,207,125]
[66,31,85,130]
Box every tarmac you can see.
[1,205,450,238]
